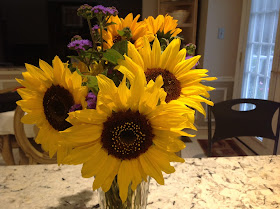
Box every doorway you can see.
[233,0,280,154]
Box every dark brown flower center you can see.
[145,68,181,103]
[43,85,75,131]
[101,110,154,160]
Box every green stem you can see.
[100,24,104,52]
[87,18,96,50]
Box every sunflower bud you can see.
[77,4,94,19]
[117,27,132,41]
[71,35,82,42]
[185,43,196,56]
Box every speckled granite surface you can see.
[0,155,279,209]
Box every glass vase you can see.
[98,177,150,209]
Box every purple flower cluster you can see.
[69,92,97,112]
[91,5,118,16]
[67,39,92,51]
[92,25,100,31]
[86,92,97,109]
[79,4,91,9]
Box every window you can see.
[241,0,280,107]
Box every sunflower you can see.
[16,56,88,163]
[145,14,182,38]
[116,37,217,115]
[102,13,154,49]
[61,70,195,202]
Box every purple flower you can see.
[67,39,92,51]
[69,104,82,112]
[91,5,118,16]
[86,92,97,100]
[92,25,100,31]
[87,99,97,109]
[68,92,97,112]
[86,92,97,109]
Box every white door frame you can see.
[233,0,251,99]
[268,14,280,155]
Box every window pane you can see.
[256,77,266,99]
[253,14,264,42]
[253,0,266,13]
[250,44,260,73]
[247,74,257,98]
[266,0,277,11]
[263,13,275,43]
[260,45,270,75]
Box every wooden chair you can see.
[207,99,280,157]
[0,134,20,165]
[0,87,21,165]
[13,106,57,164]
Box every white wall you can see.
[203,0,242,78]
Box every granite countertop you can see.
[0,155,279,209]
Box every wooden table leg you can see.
[2,135,15,165]
[19,148,29,165]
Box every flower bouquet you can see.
[16,4,216,209]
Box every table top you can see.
[0,155,279,209]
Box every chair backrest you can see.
[208,99,280,155]
[13,106,57,164]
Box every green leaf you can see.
[102,49,124,65]
[105,21,117,27]
[67,55,83,63]
[112,40,128,55]
[117,30,125,37]
[86,75,99,94]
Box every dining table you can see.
[0,155,279,209]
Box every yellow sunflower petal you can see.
[68,109,107,124]
[139,152,164,185]
[62,142,101,165]
[21,111,44,124]
[153,135,186,152]
[118,160,133,202]
[173,55,201,77]
[93,155,121,191]
[39,59,53,80]
[129,159,145,191]
[61,124,102,145]
[160,38,181,71]
[127,42,144,69]
[151,37,161,67]
[81,148,108,178]
[101,159,121,192]
[146,146,175,174]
